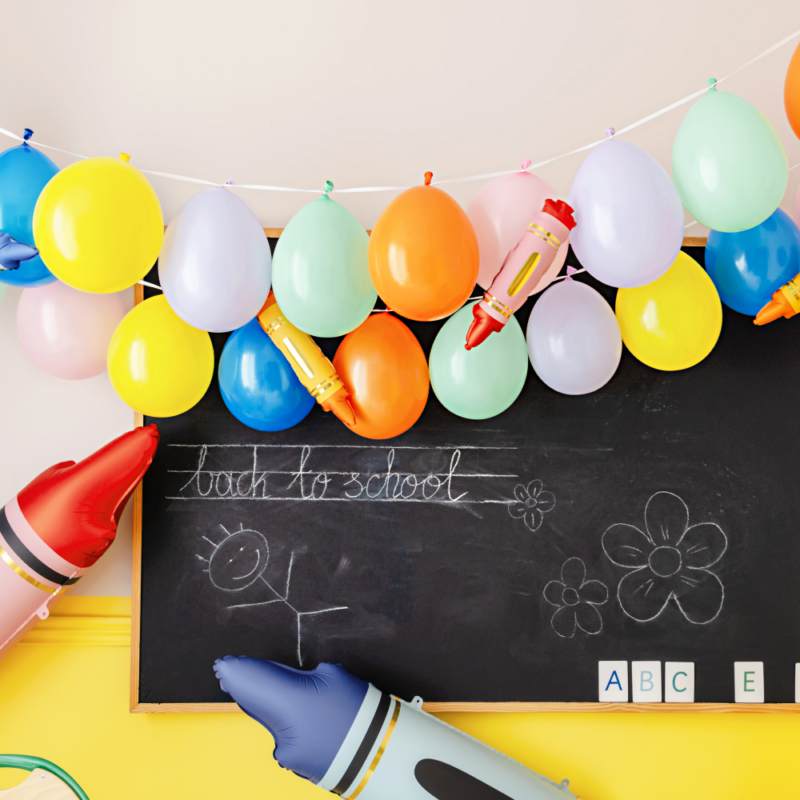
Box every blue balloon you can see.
[706,208,800,315]
[218,317,315,432]
[0,136,59,287]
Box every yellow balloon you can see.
[33,154,163,293]
[615,251,722,371]
[107,295,214,417]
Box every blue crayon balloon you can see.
[0,131,59,287]
[705,208,800,316]
[214,656,578,800]
[218,317,315,431]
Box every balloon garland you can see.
[1,36,800,438]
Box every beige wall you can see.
[1,0,799,595]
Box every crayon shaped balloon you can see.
[257,292,356,427]
[466,200,577,350]
[0,425,159,660]
[214,657,577,800]
[754,272,800,325]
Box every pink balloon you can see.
[17,281,126,380]
[467,166,568,290]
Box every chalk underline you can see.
[165,496,513,504]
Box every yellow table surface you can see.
[0,597,797,799]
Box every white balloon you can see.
[568,139,684,289]
[159,187,271,332]
[527,279,622,395]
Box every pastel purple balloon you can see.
[467,168,567,290]
[17,281,126,380]
[527,278,621,395]
[159,187,272,332]
[568,139,684,288]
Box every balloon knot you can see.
[565,266,578,281]
[605,127,615,138]
[424,171,433,186]
[120,152,131,162]
[324,180,334,195]
[23,128,33,141]
[521,159,532,171]
[224,177,236,185]
[707,77,717,91]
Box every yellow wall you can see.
[1,597,797,799]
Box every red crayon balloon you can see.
[333,314,429,439]
[0,425,159,659]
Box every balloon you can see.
[568,139,683,288]
[107,294,214,417]
[273,190,375,337]
[333,313,429,439]
[795,183,800,228]
[33,154,163,293]
[615,251,722,371]
[672,86,788,232]
[467,164,568,290]
[527,276,622,395]
[0,283,5,305]
[368,175,478,321]
[785,41,800,141]
[218,317,315,431]
[429,301,527,419]
[17,281,126,379]
[0,135,59,287]
[705,208,800,315]
[159,187,272,332]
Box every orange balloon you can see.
[368,177,479,321]
[786,41,800,140]
[333,313,429,439]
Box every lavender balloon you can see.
[159,187,271,332]
[568,138,684,289]
[527,273,621,395]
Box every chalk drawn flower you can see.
[543,557,609,638]
[508,479,555,531]
[602,491,727,625]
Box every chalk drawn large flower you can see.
[543,557,609,638]
[508,479,555,531]
[602,491,727,625]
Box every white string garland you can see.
[0,29,798,195]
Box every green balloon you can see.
[0,283,6,305]
[429,302,528,420]
[672,86,788,233]
[273,193,376,337]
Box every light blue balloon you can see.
[0,139,59,287]
[429,302,528,420]
[273,192,376,337]
[706,208,800,315]
[218,318,315,432]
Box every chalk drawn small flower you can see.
[602,491,727,625]
[508,479,555,531]
[543,557,609,638]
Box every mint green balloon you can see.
[0,283,6,305]
[672,86,788,233]
[273,192,376,337]
[429,302,528,420]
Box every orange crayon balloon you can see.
[333,313,430,439]
[368,172,479,321]
[785,41,800,141]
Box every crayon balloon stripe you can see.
[0,543,64,594]
[415,760,515,800]
[346,699,401,800]
[332,692,393,796]
[0,507,78,586]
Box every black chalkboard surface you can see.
[134,244,800,709]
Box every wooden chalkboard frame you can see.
[129,231,800,714]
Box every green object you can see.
[429,302,528,420]
[0,754,89,799]
[671,87,788,233]
[272,194,376,337]
[0,282,6,305]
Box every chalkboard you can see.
[133,242,800,711]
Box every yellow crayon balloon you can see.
[615,251,722,371]
[107,295,214,417]
[33,154,163,293]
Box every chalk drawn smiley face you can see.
[208,529,269,591]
